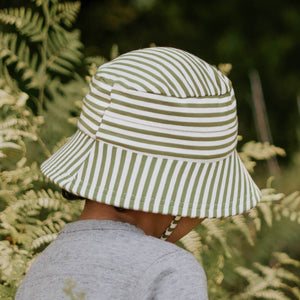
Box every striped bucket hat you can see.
[41,47,261,218]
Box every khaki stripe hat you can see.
[41,47,261,218]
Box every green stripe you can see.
[90,80,111,95]
[168,162,188,214]
[111,149,127,202]
[149,159,168,212]
[205,161,221,216]
[101,69,156,94]
[120,56,177,95]
[108,107,237,127]
[126,53,184,96]
[98,128,236,151]
[102,119,237,142]
[112,88,233,106]
[129,155,148,209]
[92,143,108,200]
[119,152,137,207]
[112,98,236,118]
[84,95,109,109]
[178,163,196,215]
[187,164,204,216]
[139,157,157,210]
[99,136,235,160]
[108,62,169,95]
[159,160,178,212]
[102,145,117,202]
[78,118,97,135]
[139,50,192,96]
[218,156,230,213]
[195,164,213,214]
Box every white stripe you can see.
[162,161,183,214]
[113,84,234,105]
[46,134,91,179]
[95,143,113,201]
[41,132,81,174]
[118,55,179,96]
[104,110,237,130]
[183,52,216,96]
[156,48,199,96]
[99,73,148,92]
[97,131,236,158]
[230,154,240,215]
[182,164,200,216]
[125,52,184,97]
[149,49,196,96]
[139,50,194,97]
[172,162,192,214]
[190,164,209,217]
[100,122,237,147]
[133,156,152,210]
[152,160,173,213]
[104,147,123,205]
[101,70,161,93]
[107,63,170,94]
[85,93,109,111]
[142,157,163,212]
[81,102,102,123]
[91,76,113,93]
[199,164,217,216]
[113,151,133,207]
[102,114,237,138]
[78,144,96,196]
[88,142,104,200]
[223,153,235,217]
[123,154,143,208]
[129,51,187,97]
[112,92,236,114]
[208,159,223,217]
[216,157,229,217]
[238,159,246,214]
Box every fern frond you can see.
[0,7,44,41]
[202,219,231,257]
[0,33,40,87]
[32,233,58,250]
[46,30,83,76]
[231,214,254,246]
[241,141,286,160]
[253,289,290,300]
[55,2,81,27]
[273,252,300,268]
[179,230,203,263]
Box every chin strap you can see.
[160,216,182,241]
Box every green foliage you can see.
[0,2,299,299]
[0,0,83,113]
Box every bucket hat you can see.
[41,47,261,218]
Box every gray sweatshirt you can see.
[16,220,208,299]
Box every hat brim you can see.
[41,129,261,218]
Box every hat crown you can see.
[98,47,231,98]
[77,47,238,161]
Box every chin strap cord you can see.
[160,216,182,241]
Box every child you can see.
[16,47,260,299]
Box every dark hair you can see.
[61,189,127,212]
[61,189,86,201]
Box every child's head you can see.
[41,47,260,220]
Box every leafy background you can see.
[0,1,299,299]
